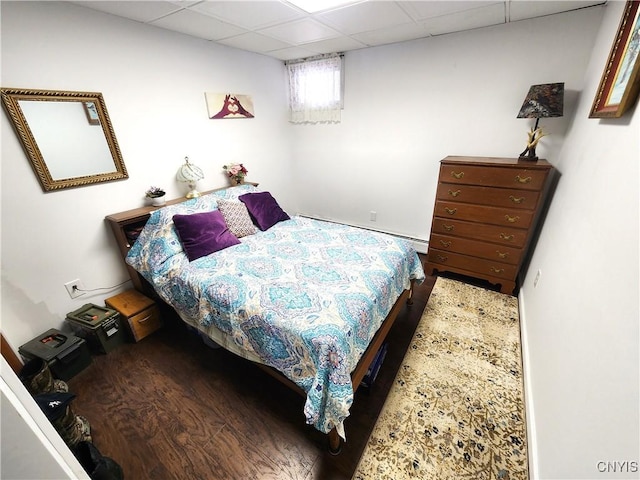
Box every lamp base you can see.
[519,123,546,162]
[185,189,201,199]
[518,145,538,162]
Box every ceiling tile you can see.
[188,1,305,29]
[508,1,604,21]
[71,1,184,22]
[217,32,292,53]
[318,1,414,35]
[286,0,361,14]
[69,1,606,60]
[353,22,429,46]
[420,3,505,36]
[151,9,248,40]
[167,1,201,6]
[400,1,502,21]
[301,35,368,54]
[258,18,341,45]
[268,46,320,61]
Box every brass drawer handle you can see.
[496,251,509,259]
[500,233,515,241]
[448,189,461,197]
[451,171,465,179]
[437,255,448,262]
[505,215,520,223]
[439,240,452,248]
[509,195,525,204]
[444,207,457,215]
[442,224,454,231]
[137,315,152,323]
[490,267,505,274]
[515,175,532,184]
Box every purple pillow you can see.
[173,210,240,261]
[238,192,290,231]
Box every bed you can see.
[107,184,425,451]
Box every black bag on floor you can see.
[74,441,124,480]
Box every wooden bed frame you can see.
[105,186,414,453]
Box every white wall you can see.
[520,1,640,478]
[290,8,602,241]
[1,1,293,350]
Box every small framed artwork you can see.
[205,93,254,119]
[83,101,100,125]
[590,0,640,118]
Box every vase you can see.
[231,178,245,186]
[151,196,166,206]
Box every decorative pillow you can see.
[173,210,240,261]
[216,199,258,238]
[238,192,290,231]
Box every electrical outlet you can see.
[64,279,85,299]
[533,269,542,288]
[370,211,377,222]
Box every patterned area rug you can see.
[353,277,528,480]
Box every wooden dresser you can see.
[424,156,554,295]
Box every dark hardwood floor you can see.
[68,268,437,480]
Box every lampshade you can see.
[517,82,564,120]
[176,156,204,198]
[516,82,564,161]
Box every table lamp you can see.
[517,82,564,160]
[176,156,204,198]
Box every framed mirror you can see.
[1,88,128,191]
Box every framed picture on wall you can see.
[205,93,255,119]
[590,0,640,118]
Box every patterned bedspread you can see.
[126,185,425,438]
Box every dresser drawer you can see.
[440,164,548,190]
[427,249,517,280]
[429,233,522,265]
[430,218,528,248]
[128,305,162,342]
[436,183,540,210]
[434,201,534,228]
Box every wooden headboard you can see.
[105,183,258,294]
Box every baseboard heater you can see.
[297,214,429,254]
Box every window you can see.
[286,54,343,124]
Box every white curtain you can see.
[287,55,342,124]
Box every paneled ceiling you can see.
[70,1,605,61]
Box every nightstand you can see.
[105,289,162,342]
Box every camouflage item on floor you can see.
[19,358,69,394]
[53,406,92,448]
[53,379,69,393]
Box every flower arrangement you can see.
[145,186,166,198]
[223,163,248,184]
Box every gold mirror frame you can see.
[1,88,128,191]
